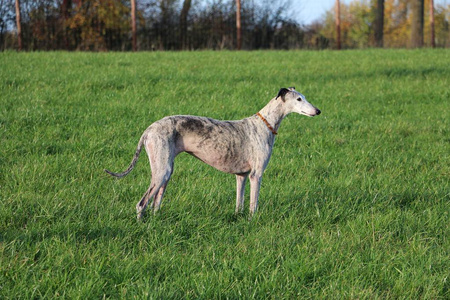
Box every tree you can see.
[180,0,192,50]
[410,0,424,47]
[383,0,409,47]
[236,0,241,50]
[61,0,72,49]
[131,0,137,51]
[429,0,435,48]
[335,0,341,49]
[320,0,371,49]
[67,0,131,51]
[15,0,22,50]
[374,0,384,47]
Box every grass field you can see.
[0,50,449,298]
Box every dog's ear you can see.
[277,88,290,101]
[288,87,296,91]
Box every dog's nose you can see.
[316,109,321,115]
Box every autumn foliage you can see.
[1,0,449,50]
[319,0,449,48]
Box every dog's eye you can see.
[297,97,302,101]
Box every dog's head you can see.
[277,87,321,117]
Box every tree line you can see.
[327,0,448,49]
[1,0,449,51]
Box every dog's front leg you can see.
[249,171,262,216]
[235,174,248,213]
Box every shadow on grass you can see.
[311,66,448,83]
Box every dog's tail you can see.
[104,134,146,178]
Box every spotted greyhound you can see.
[105,87,321,219]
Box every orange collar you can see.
[256,112,277,135]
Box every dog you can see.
[105,87,321,219]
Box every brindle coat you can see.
[105,87,321,219]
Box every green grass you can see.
[0,50,449,298]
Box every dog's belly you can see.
[186,151,251,174]
[183,139,251,174]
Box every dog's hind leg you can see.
[136,185,156,219]
[136,138,175,219]
[136,167,173,219]
[153,182,169,213]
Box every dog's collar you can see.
[256,112,277,135]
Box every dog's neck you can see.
[257,97,289,133]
